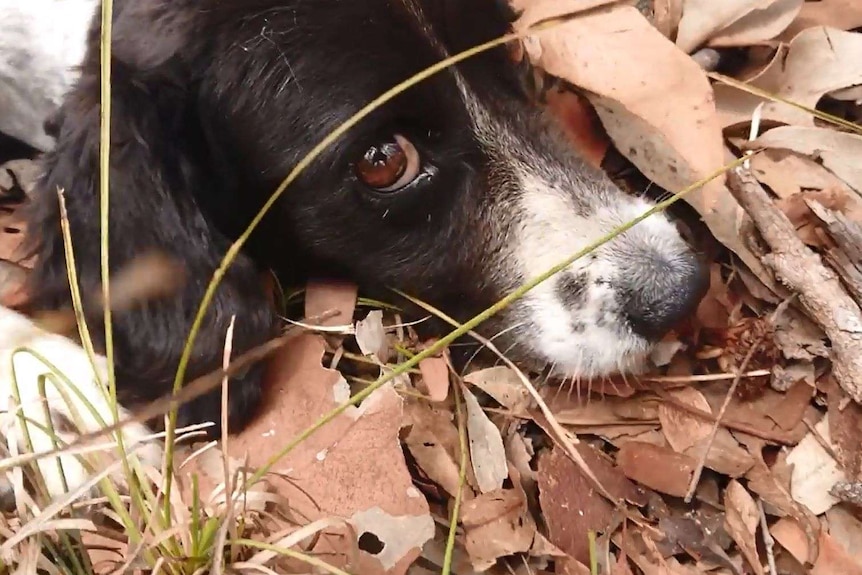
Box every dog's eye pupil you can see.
[357,141,407,188]
[355,133,422,193]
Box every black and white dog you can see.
[0,0,707,500]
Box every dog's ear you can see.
[22,0,278,438]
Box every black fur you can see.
[19,0,545,437]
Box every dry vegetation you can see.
[2,0,862,574]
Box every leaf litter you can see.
[3,0,862,573]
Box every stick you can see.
[726,168,862,403]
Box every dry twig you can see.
[727,167,862,403]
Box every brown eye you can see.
[355,134,422,192]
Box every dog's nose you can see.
[622,251,708,341]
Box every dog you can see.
[1,0,708,502]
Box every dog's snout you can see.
[622,250,708,341]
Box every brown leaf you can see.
[744,449,822,562]
[218,324,432,574]
[617,441,696,498]
[545,87,611,168]
[724,480,765,575]
[653,0,684,39]
[682,427,757,478]
[537,446,616,564]
[826,505,862,561]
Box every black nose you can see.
[623,252,708,341]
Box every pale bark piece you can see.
[750,126,862,195]
[676,0,802,53]
[786,415,847,515]
[715,26,862,129]
[724,480,765,575]
[463,385,509,494]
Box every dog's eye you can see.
[355,134,422,192]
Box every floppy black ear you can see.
[20,0,278,437]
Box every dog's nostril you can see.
[623,253,709,341]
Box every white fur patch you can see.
[0,0,96,150]
[0,305,162,505]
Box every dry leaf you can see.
[749,126,862,195]
[463,385,508,494]
[709,0,804,48]
[403,403,468,500]
[659,387,713,453]
[461,466,537,570]
[356,310,389,360]
[417,354,450,402]
[715,26,862,129]
[676,0,803,52]
[463,366,532,413]
[512,3,731,248]
[304,278,357,328]
[749,149,853,199]
[724,480,765,575]
[538,446,616,564]
[781,0,862,40]
[653,0,684,39]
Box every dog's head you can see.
[41,0,707,385]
